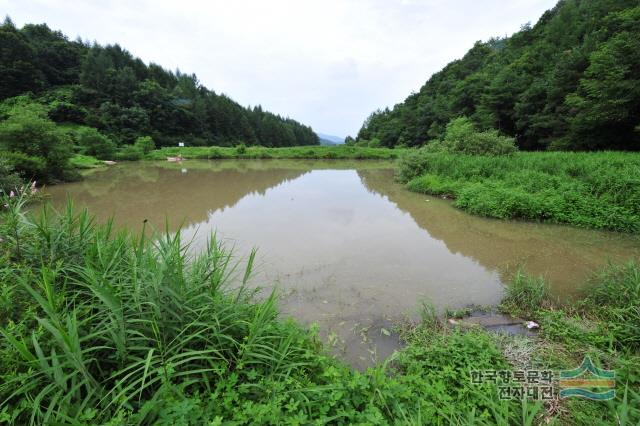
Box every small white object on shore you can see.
[526,321,539,329]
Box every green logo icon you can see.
[559,356,615,400]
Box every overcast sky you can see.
[3,0,557,137]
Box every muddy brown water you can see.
[44,160,640,369]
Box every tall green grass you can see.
[397,150,640,233]
[0,188,533,424]
[497,264,640,425]
[500,272,550,319]
[2,187,638,424]
[0,195,318,423]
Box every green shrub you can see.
[0,108,74,183]
[441,117,517,156]
[207,147,224,159]
[75,127,117,160]
[134,135,155,155]
[0,151,46,182]
[0,157,22,193]
[47,100,87,124]
[114,145,143,161]
[69,154,103,169]
[235,143,247,155]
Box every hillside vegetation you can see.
[355,0,640,151]
[0,17,318,148]
[0,17,319,185]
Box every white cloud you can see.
[2,0,557,136]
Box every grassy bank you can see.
[497,264,640,425]
[1,187,638,424]
[147,145,402,161]
[397,150,640,233]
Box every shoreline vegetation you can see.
[148,145,403,161]
[397,150,640,234]
[1,188,638,424]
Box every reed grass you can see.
[1,186,638,424]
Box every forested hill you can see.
[0,18,318,147]
[355,0,640,151]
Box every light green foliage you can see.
[235,143,247,155]
[134,135,155,154]
[0,104,74,183]
[582,262,640,350]
[429,117,517,156]
[74,126,117,160]
[500,272,549,318]
[69,154,103,169]
[114,145,143,161]
[398,151,640,233]
[497,264,640,424]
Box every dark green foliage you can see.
[114,145,143,161]
[0,18,43,99]
[0,157,21,193]
[357,1,640,151]
[0,20,319,149]
[398,151,640,232]
[74,127,117,160]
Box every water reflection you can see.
[45,160,640,369]
[357,168,640,297]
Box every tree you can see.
[0,108,73,182]
[565,14,640,150]
[75,127,117,160]
[0,17,320,156]
[0,20,43,100]
[134,135,155,154]
[355,0,640,151]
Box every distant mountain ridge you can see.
[317,133,344,145]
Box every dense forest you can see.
[0,17,318,148]
[354,0,640,151]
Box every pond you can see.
[45,160,640,369]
